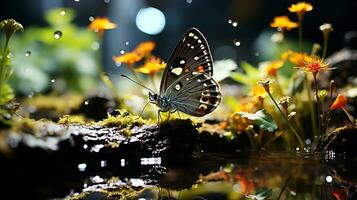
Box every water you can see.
[53,31,62,39]
[2,151,356,199]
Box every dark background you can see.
[1,0,356,69]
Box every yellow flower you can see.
[261,60,284,76]
[270,16,298,31]
[88,17,117,36]
[135,56,166,76]
[288,2,313,14]
[134,41,156,56]
[251,85,269,98]
[112,52,143,67]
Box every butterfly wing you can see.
[164,72,221,116]
[160,28,214,94]
[160,28,221,116]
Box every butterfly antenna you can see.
[121,74,155,93]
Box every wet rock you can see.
[73,95,119,121]
[322,124,357,155]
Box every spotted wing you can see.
[164,72,221,116]
[159,27,214,94]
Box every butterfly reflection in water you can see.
[123,28,221,121]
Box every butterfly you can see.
[124,28,221,121]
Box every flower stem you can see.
[297,14,304,52]
[0,37,10,100]
[304,76,318,142]
[313,74,321,138]
[341,107,355,125]
[322,34,329,59]
[267,91,304,149]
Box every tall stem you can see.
[322,34,329,59]
[267,92,304,149]
[305,76,318,142]
[297,14,304,52]
[313,73,321,138]
[0,38,10,99]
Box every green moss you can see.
[99,109,149,128]
[58,114,92,125]
[11,117,40,136]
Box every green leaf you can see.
[0,84,14,105]
[240,61,259,76]
[236,109,278,132]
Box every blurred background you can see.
[0,0,356,95]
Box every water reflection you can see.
[3,152,357,199]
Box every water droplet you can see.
[325,175,333,183]
[91,41,100,50]
[53,31,62,39]
[233,39,241,46]
[25,51,31,57]
[186,0,192,3]
[51,79,56,83]
[60,10,66,16]
[84,100,89,105]
[228,19,232,24]
[125,41,129,45]
[120,159,125,166]
[305,139,312,145]
[232,22,238,27]
[101,160,107,167]
[89,16,94,22]
[104,0,110,3]
[78,163,87,171]
[255,52,260,56]
[115,62,122,67]
[120,49,125,54]
[74,0,80,2]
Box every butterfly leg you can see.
[157,109,162,123]
[177,111,182,119]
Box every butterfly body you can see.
[148,27,221,119]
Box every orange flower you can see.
[261,60,284,76]
[330,94,348,110]
[88,17,117,36]
[135,56,166,76]
[270,16,298,31]
[281,50,312,65]
[288,2,313,14]
[112,52,143,67]
[298,56,331,74]
[330,94,355,124]
[134,41,156,56]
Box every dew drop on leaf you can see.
[60,10,66,16]
[54,31,62,39]
[25,51,31,57]
[120,49,125,54]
